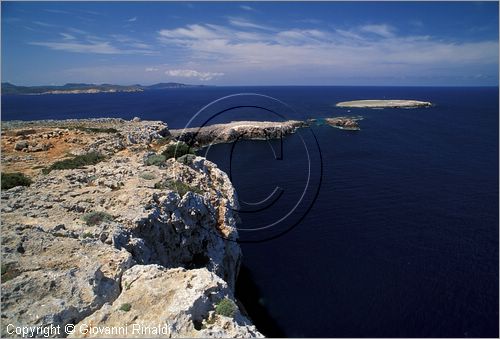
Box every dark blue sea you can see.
[2,86,498,337]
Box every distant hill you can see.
[1,82,205,95]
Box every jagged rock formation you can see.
[1,119,262,338]
[170,120,306,147]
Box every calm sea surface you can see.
[2,86,498,337]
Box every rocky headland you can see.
[170,120,307,147]
[1,118,263,338]
[336,99,432,108]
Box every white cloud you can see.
[228,17,273,31]
[360,24,395,38]
[240,5,255,11]
[128,17,137,22]
[156,20,498,82]
[30,39,156,55]
[30,41,124,54]
[165,69,224,81]
[31,31,156,55]
[145,67,159,72]
[60,33,75,40]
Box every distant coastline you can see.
[1,82,208,95]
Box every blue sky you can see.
[2,1,498,86]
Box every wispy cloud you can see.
[240,5,255,11]
[33,21,58,28]
[145,67,159,72]
[165,69,224,81]
[44,9,71,15]
[228,17,274,31]
[360,24,395,38]
[60,33,75,40]
[31,32,157,55]
[128,17,137,22]
[156,19,498,81]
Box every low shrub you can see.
[177,154,196,165]
[82,211,113,226]
[1,172,32,190]
[154,179,203,196]
[154,136,171,146]
[161,142,194,160]
[139,172,156,180]
[81,232,94,239]
[215,298,237,318]
[42,152,105,174]
[144,154,167,166]
[72,126,118,134]
[119,303,132,312]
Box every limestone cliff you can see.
[1,119,263,338]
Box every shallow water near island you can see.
[2,86,498,337]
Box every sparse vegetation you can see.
[139,172,156,180]
[144,154,167,166]
[154,179,203,196]
[161,142,195,160]
[1,172,32,190]
[71,126,119,134]
[154,136,171,146]
[215,298,237,318]
[81,232,94,239]
[177,154,196,165]
[82,211,113,226]
[42,152,105,174]
[119,303,132,312]
[1,263,21,283]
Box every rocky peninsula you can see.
[171,120,306,147]
[1,118,263,338]
[336,99,432,108]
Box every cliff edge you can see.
[1,119,263,338]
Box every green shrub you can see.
[1,172,32,190]
[82,211,113,226]
[154,137,171,146]
[215,298,237,318]
[161,142,194,160]
[119,303,132,312]
[81,232,94,239]
[144,154,167,166]
[154,179,203,196]
[177,154,196,165]
[72,126,118,134]
[42,152,105,174]
[139,172,156,180]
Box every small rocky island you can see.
[336,99,432,108]
[324,117,362,131]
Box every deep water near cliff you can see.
[2,86,499,337]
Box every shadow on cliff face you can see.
[236,264,286,337]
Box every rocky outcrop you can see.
[336,99,432,108]
[171,120,306,147]
[69,265,261,338]
[325,117,362,131]
[1,119,262,338]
